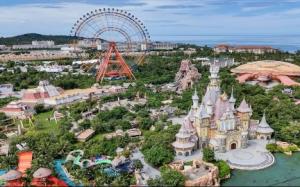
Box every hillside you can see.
[0,33,78,45]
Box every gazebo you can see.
[0,170,24,187]
[31,168,67,187]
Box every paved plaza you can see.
[174,139,275,170]
[216,140,275,170]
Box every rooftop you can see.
[231,60,300,76]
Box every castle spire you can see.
[229,87,236,103]
[208,64,220,88]
[256,112,274,134]
[192,88,199,109]
[237,97,251,113]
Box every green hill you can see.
[0,33,78,46]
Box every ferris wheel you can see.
[70,8,151,82]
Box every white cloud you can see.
[0,1,298,39]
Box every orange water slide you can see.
[17,151,33,173]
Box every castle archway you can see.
[230,143,237,150]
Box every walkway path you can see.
[131,149,160,179]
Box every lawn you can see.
[22,111,61,134]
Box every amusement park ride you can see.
[70,8,150,82]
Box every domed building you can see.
[231,60,300,87]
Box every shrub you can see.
[160,166,185,186]
[203,147,215,162]
[266,143,278,153]
[215,160,230,179]
[288,145,298,152]
[34,104,51,114]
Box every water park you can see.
[0,148,137,186]
[0,151,67,186]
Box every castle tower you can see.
[241,131,248,148]
[229,87,236,111]
[237,98,252,131]
[172,116,198,156]
[206,98,213,115]
[217,134,227,153]
[256,112,274,140]
[197,106,210,149]
[209,65,220,88]
[192,89,199,110]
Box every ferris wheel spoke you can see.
[71,8,149,65]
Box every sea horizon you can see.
[156,34,300,52]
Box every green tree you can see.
[147,177,163,187]
[160,166,185,186]
[203,147,215,162]
[143,145,174,167]
[133,159,143,170]
[280,121,300,145]
[79,119,91,130]
[34,104,51,114]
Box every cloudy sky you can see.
[0,0,300,40]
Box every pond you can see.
[222,153,300,186]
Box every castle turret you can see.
[237,98,252,130]
[192,89,199,110]
[256,112,274,140]
[209,65,220,88]
[172,116,198,156]
[229,87,236,111]
[206,98,213,115]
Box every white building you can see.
[12,40,55,50]
[36,65,65,73]
[44,93,82,106]
[0,101,34,119]
[0,84,14,97]
[150,42,178,50]
[32,40,55,47]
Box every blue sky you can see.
[0,0,300,40]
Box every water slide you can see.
[95,159,112,165]
[73,155,82,166]
[54,160,79,187]
[17,151,33,173]
[66,150,112,168]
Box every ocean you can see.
[161,35,300,52]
